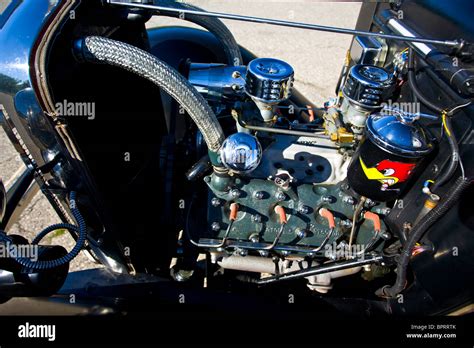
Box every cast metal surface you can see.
[205,176,385,255]
[250,134,350,185]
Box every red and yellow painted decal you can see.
[360,157,416,191]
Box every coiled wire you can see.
[14,192,87,270]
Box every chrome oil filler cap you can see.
[219,133,263,174]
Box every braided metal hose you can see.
[73,35,225,153]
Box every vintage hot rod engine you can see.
[182,56,430,291]
[1,0,473,317]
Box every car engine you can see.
[180,48,431,292]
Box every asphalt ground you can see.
[0,1,361,271]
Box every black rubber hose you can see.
[377,176,472,298]
[407,48,443,114]
[157,0,243,66]
[73,35,225,152]
[407,48,469,191]
[417,57,472,106]
[186,154,212,181]
[14,192,87,270]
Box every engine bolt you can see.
[230,189,241,199]
[364,198,376,208]
[211,222,221,231]
[377,207,391,215]
[381,231,391,240]
[259,250,269,257]
[253,191,265,200]
[297,204,310,214]
[295,228,307,239]
[211,198,221,207]
[343,196,355,205]
[249,234,260,243]
[275,190,286,202]
[232,71,242,79]
[238,248,248,257]
[340,220,352,228]
[232,84,242,91]
[252,214,262,223]
[321,195,334,204]
[280,250,290,256]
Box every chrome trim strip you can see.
[386,18,432,57]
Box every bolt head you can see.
[343,196,355,205]
[211,198,221,207]
[275,191,286,201]
[252,214,262,223]
[211,222,221,231]
[341,220,352,228]
[232,71,241,79]
[364,198,376,208]
[298,204,310,214]
[322,195,334,203]
[230,189,241,198]
[296,228,307,239]
[341,183,350,191]
[249,234,259,243]
[253,191,265,200]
